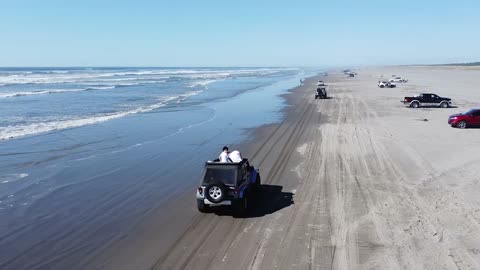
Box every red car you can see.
[448,109,480,128]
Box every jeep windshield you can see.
[203,167,237,186]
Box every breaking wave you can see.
[0,90,204,140]
[0,68,296,86]
[0,173,29,184]
[0,86,115,98]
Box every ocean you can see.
[0,67,319,268]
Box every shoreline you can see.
[0,71,324,270]
[77,73,326,270]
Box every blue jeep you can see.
[196,158,261,213]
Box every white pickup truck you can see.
[317,80,325,86]
[389,76,408,83]
[378,81,396,88]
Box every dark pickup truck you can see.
[402,93,452,108]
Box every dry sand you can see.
[84,66,480,270]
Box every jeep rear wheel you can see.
[410,101,419,108]
[205,183,226,203]
[457,121,467,129]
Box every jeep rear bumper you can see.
[203,199,232,205]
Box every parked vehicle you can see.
[402,93,452,108]
[315,87,327,99]
[448,109,480,128]
[196,158,260,214]
[378,81,396,88]
[389,77,408,83]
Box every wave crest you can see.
[0,90,204,140]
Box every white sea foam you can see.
[0,90,204,140]
[0,173,29,184]
[189,79,218,88]
[0,86,115,98]
[88,86,116,90]
[0,70,182,85]
[79,80,167,87]
[0,68,294,86]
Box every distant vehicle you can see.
[348,73,355,77]
[378,81,396,88]
[315,87,327,99]
[448,109,480,128]
[389,77,408,83]
[402,93,452,108]
[317,80,325,86]
[196,158,260,214]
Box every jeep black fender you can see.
[238,168,258,198]
[249,168,257,184]
[238,184,248,198]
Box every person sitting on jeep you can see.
[219,146,232,163]
[228,150,242,163]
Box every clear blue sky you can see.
[1,0,479,67]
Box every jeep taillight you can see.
[197,187,203,195]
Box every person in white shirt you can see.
[228,150,242,163]
[219,146,231,163]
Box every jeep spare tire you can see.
[205,183,226,203]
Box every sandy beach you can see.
[3,1,479,269]
[2,66,480,269]
[76,66,480,270]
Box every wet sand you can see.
[5,66,480,269]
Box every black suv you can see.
[196,158,260,213]
[315,87,327,99]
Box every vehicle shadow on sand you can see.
[214,184,294,218]
[411,105,458,109]
[433,106,458,109]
